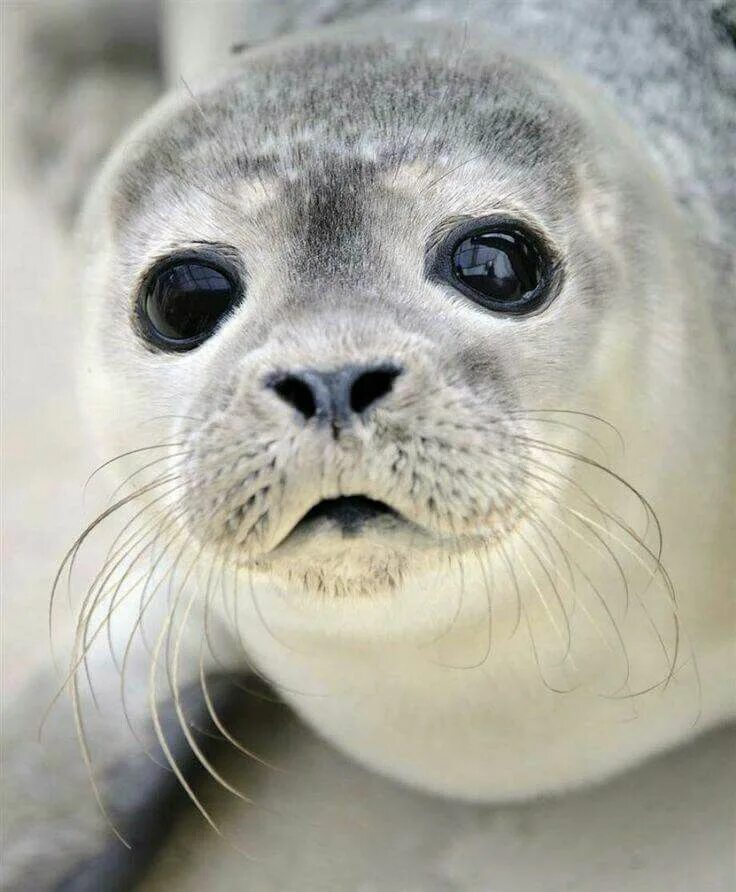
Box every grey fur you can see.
[14,0,736,331]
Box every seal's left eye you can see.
[428,217,559,316]
[138,257,242,351]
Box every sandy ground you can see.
[2,5,735,890]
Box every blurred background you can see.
[1,3,734,889]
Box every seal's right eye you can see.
[137,254,243,351]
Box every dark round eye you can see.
[430,218,559,315]
[137,255,243,351]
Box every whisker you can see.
[49,474,183,657]
[137,414,204,429]
[509,415,611,463]
[518,437,664,568]
[69,662,132,848]
[147,540,231,838]
[204,544,286,698]
[77,484,188,687]
[41,500,188,739]
[418,150,488,195]
[524,509,633,697]
[106,451,191,506]
[510,536,578,695]
[391,16,469,187]
[83,442,184,496]
[198,653,282,772]
[514,462,630,612]
[563,505,680,690]
[197,545,282,770]
[103,496,191,671]
[167,548,256,805]
[43,479,186,730]
[118,517,193,769]
[419,512,467,651]
[515,527,574,669]
[511,408,626,453]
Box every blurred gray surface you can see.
[2,4,734,890]
[139,708,736,892]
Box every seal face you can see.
[74,21,735,801]
[88,35,588,599]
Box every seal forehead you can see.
[112,33,580,230]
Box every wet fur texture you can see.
[3,2,734,889]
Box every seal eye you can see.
[138,255,242,351]
[430,218,558,315]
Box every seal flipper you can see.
[53,674,276,892]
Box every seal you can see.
[3,2,734,888]
[78,9,735,794]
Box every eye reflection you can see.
[138,255,243,350]
[452,229,541,305]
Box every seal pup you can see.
[3,2,734,888]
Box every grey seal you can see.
[3,2,734,888]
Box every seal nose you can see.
[269,363,402,426]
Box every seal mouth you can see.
[293,495,400,537]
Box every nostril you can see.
[350,366,401,414]
[269,364,402,425]
[272,375,317,419]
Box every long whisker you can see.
[509,415,611,463]
[418,150,489,195]
[391,16,470,187]
[515,526,574,669]
[49,474,183,657]
[41,499,188,740]
[516,441,679,689]
[42,481,186,735]
[106,451,191,506]
[166,547,256,805]
[69,659,132,848]
[523,508,633,697]
[518,437,664,568]
[197,546,282,770]
[146,538,230,837]
[565,505,680,690]
[420,503,469,649]
[498,437,682,691]
[511,408,626,453]
[83,443,184,496]
[103,495,191,671]
[77,484,188,690]
[506,536,577,694]
[514,462,630,612]
[117,508,193,749]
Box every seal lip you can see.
[133,246,245,353]
[426,213,564,317]
[268,494,413,554]
[293,495,401,536]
